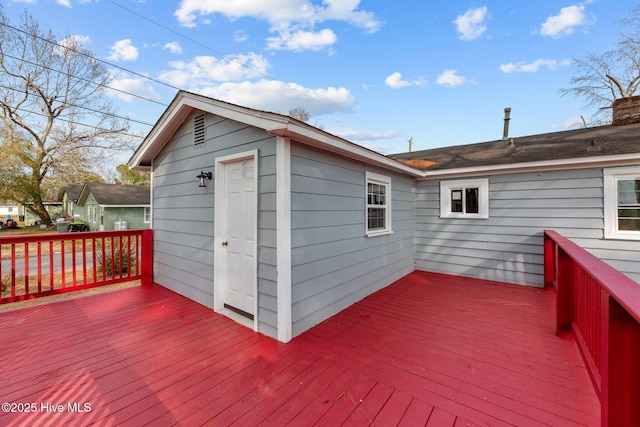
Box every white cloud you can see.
[159,53,270,86]
[327,128,398,141]
[540,5,594,38]
[384,72,425,89]
[453,6,488,41]
[267,28,337,51]
[233,30,249,42]
[106,73,162,103]
[108,39,139,61]
[163,41,183,54]
[198,80,354,117]
[56,0,72,6]
[58,35,91,50]
[499,59,571,73]
[436,70,470,87]
[173,0,381,52]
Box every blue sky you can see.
[3,0,633,159]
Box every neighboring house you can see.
[129,90,640,343]
[0,201,20,219]
[59,185,86,220]
[0,200,55,225]
[77,183,151,231]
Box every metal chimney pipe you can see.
[502,107,511,140]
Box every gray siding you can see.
[152,111,278,338]
[416,167,640,286]
[290,144,415,336]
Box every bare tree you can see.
[288,107,311,122]
[0,9,132,224]
[560,4,640,124]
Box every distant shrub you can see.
[97,246,136,277]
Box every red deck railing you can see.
[544,230,640,427]
[0,229,152,304]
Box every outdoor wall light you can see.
[197,171,212,187]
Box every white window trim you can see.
[604,166,640,240]
[144,206,151,224]
[440,178,489,219]
[365,171,393,237]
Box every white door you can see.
[220,157,256,318]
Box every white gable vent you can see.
[193,113,206,145]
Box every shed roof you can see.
[78,183,150,206]
[390,122,640,176]
[128,90,424,177]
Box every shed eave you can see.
[268,124,425,177]
[128,91,291,170]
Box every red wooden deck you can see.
[0,271,599,426]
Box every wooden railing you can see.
[0,229,152,304]
[544,230,640,427]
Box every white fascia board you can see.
[129,92,290,170]
[419,153,640,179]
[268,123,425,178]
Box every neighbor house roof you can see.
[58,185,84,203]
[390,122,640,178]
[77,183,150,207]
[128,90,424,177]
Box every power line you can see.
[0,20,183,95]
[1,99,145,140]
[0,80,156,128]
[104,0,315,99]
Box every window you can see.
[144,207,151,223]
[604,167,640,240]
[366,172,392,236]
[440,178,489,219]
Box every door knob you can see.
[221,241,228,246]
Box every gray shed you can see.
[129,90,423,342]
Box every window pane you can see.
[619,208,640,231]
[368,207,385,230]
[617,179,640,231]
[368,183,386,206]
[465,188,479,214]
[619,179,640,204]
[451,190,462,212]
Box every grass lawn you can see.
[0,225,58,236]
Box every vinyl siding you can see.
[103,207,149,230]
[416,167,640,286]
[289,144,415,336]
[152,111,278,338]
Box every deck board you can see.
[0,271,599,426]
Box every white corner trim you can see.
[276,137,292,343]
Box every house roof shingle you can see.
[79,183,150,206]
[58,185,84,202]
[390,122,640,171]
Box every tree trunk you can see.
[30,201,52,226]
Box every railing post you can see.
[543,231,555,288]
[556,249,574,334]
[141,229,153,286]
[602,296,640,426]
